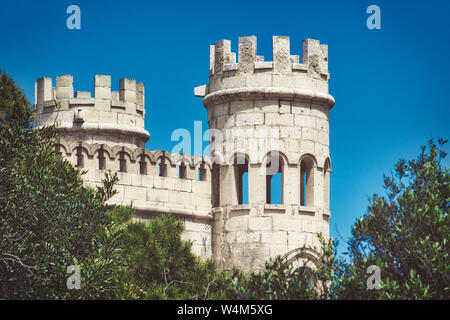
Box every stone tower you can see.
[195,36,335,271]
[35,75,149,157]
[34,74,214,259]
[34,35,335,272]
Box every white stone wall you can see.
[212,205,329,271]
[34,75,214,261]
[207,99,330,166]
[52,141,214,260]
[196,36,335,271]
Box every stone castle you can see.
[34,36,335,271]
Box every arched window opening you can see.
[198,163,207,181]
[119,151,127,173]
[266,154,283,204]
[159,159,167,177]
[179,162,187,179]
[300,157,315,207]
[76,145,84,168]
[241,171,248,204]
[139,155,147,175]
[234,154,248,205]
[324,158,331,211]
[212,163,220,207]
[55,145,63,158]
[98,147,106,170]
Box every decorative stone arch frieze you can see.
[111,145,135,162]
[153,150,175,166]
[95,144,114,160]
[139,149,156,164]
[54,141,69,156]
[323,157,332,173]
[172,153,193,167]
[281,247,322,270]
[193,155,212,169]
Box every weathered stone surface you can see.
[75,91,91,98]
[238,36,257,73]
[55,86,73,99]
[230,100,253,114]
[56,74,73,87]
[248,217,272,231]
[34,35,334,271]
[95,86,111,99]
[254,100,279,113]
[273,36,291,74]
[235,113,264,126]
[124,186,147,200]
[95,75,111,87]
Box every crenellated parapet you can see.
[35,75,149,148]
[194,36,334,169]
[210,36,328,77]
[195,36,332,103]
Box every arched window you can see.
[198,162,207,181]
[212,163,220,207]
[266,153,283,204]
[300,156,315,206]
[234,154,248,205]
[75,145,84,168]
[324,158,331,211]
[55,145,63,158]
[139,154,147,175]
[159,158,167,177]
[98,146,106,170]
[119,151,127,172]
[179,162,187,179]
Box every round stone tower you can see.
[195,36,335,271]
[35,75,150,171]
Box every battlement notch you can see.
[196,36,330,98]
[34,75,150,145]
[35,75,146,117]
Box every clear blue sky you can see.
[1,0,449,255]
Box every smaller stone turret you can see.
[34,74,214,259]
[35,75,149,150]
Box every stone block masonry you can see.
[195,35,334,271]
[34,35,335,271]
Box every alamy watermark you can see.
[366,5,381,30]
[66,265,81,290]
[366,265,381,290]
[66,5,81,30]
[170,121,282,174]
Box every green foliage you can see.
[0,71,125,299]
[333,138,449,299]
[1,71,447,300]
[220,139,449,300]
[220,234,335,300]
[115,213,225,299]
[0,71,223,299]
